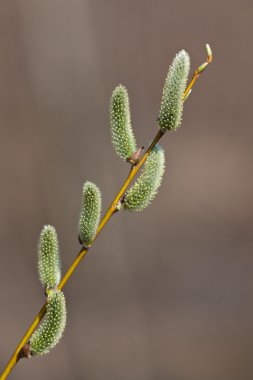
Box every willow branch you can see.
[0,49,212,380]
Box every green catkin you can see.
[159,50,190,131]
[123,145,165,211]
[79,181,102,246]
[110,85,137,161]
[29,290,66,356]
[38,225,61,291]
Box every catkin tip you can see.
[30,290,66,356]
[79,181,102,246]
[110,85,137,161]
[123,144,165,211]
[38,225,61,291]
[159,50,190,131]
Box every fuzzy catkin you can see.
[123,145,165,211]
[79,181,102,246]
[159,50,190,131]
[110,85,137,161]
[38,225,61,291]
[29,290,66,356]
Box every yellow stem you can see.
[0,49,211,379]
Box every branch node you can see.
[18,343,31,360]
[126,146,144,166]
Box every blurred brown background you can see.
[0,1,252,379]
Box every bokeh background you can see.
[0,1,252,379]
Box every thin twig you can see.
[183,44,212,100]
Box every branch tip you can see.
[206,43,212,62]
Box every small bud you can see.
[184,88,192,101]
[198,61,208,73]
[206,43,212,62]
[123,144,165,211]
[38,225,61,291]
[110,85,137,161]
[115,200,123,211]
[126,146,144,165]
[29,290,66,356]
[79,181,102,246]
[18,343,31,359]
[159,50,190,131]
